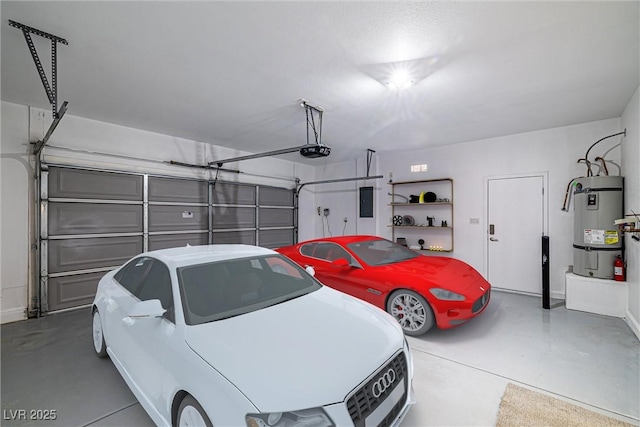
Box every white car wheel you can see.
[92,309,108,358]
[177,396,212,427]
[387,290,435,336]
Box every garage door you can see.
[42,166,295,314]
[211,182,295,247]
[148,176,210,250]
[257,186,295,248]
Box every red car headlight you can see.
[429,288,465,301]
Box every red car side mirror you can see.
[331,258,350,268]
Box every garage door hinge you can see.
[27,305,38,318]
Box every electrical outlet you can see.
[317,206,321,215]
[343,217,348,223]
[323,208,330,216]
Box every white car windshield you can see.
[347,238,419,266]
[178,255,321,325]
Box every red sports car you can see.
[277,235,491,336]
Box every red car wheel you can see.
[386,290,435,336]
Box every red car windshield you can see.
[346,238,419,266]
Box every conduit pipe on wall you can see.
[582,130,626,177]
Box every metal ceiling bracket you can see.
[9,20,69,120]
[366,149,376,177]
[301,100,324,145]
[34,101,68,155]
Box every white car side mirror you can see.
[128,299,167,319]
[305,266,316,277]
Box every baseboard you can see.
[0,307,27,324]
[625,309,640,341]
[492,287,565,303]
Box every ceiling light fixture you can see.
[386,69,414,89]
[361,56,439,89]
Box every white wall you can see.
[312,158,380,239]
[621,86,640,338]
[1,102,31,323]
[316,118,626,300]
[0,101,315,323]
[3,96,637,328]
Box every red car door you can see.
[299,242,384,306]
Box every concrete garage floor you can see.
[1,291,638,426]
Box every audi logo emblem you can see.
[371,368,397,398]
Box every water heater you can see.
[573,176,623,279]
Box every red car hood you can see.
[373,256,488,293]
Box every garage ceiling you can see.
[1,1,638,164]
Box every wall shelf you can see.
[389,178,454,252]
[388,225,453,229]
[389,202,452,206]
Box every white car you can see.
[92,244,415,427]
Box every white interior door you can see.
[487,175,544,294]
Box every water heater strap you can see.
[574,187,623,194]
[572,244,622,251]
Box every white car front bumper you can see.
[323,348,415,427]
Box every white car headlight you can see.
[429,288,465,301]
[246,408,334,427]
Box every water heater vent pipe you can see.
[582,129,626,176]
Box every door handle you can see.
[489,237,499,242]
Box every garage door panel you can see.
[48,237,143,273]
[149,177,208,204]
[48,272,105,311]
[260,208,293,227]
[260,187,294,206]
[43,166,295,314]
[148,205,208,231]
[212,206,255,229]
[149,233,209,251]
[213,182,256,205]
[259,229,293,249]
[49,167,142,201]
[212,231,256,245]
[49,203,143,235]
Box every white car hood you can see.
[185,286,403,411]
